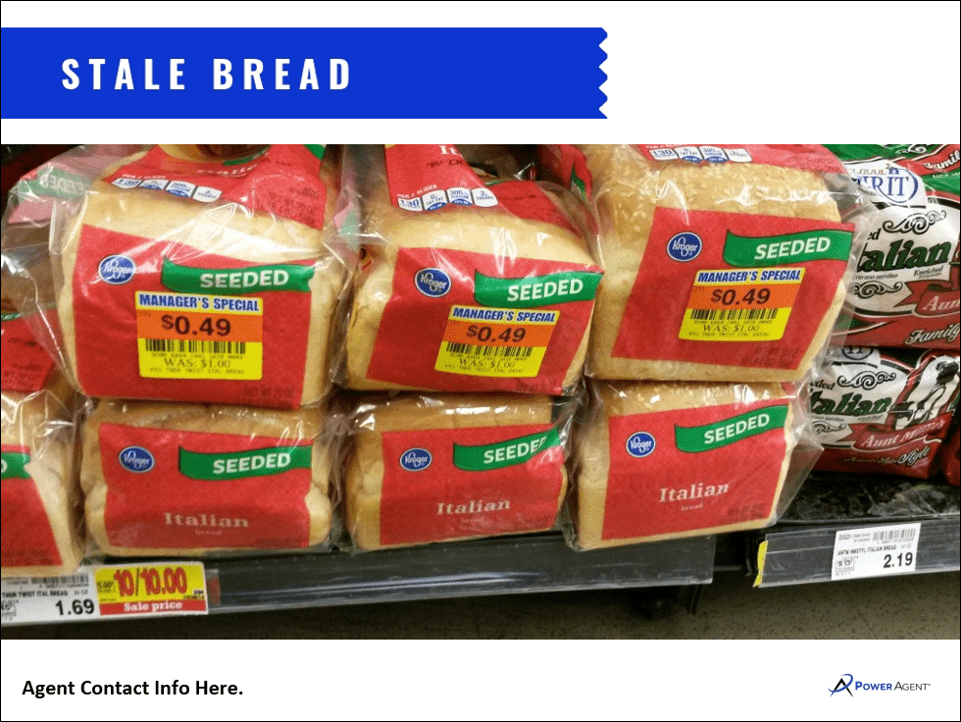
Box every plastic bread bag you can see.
[1,145,148,369]
[39,144,350,409]
[811,346,960,479]
[339,391,577,551]
[80,399,335,557]
[823,144,959,349]
[537,144,866,383]
[2,302,84,577]
[340,144,602,396]
[568,379,819,550]
[942,428,959,487]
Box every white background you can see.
[2,2,959,719]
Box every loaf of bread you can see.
[811,347,960,479]
[1,387,83,578]
[55,145,345,408]
[82,400,332,556]
[345,393,571,550]
[574,144,851,382]
[345,145,600,395]
[574,380,798,550]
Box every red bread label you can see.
[635,144,846,173]
[1,444,63,568]
[103,145,327,230]
[378,423,565,546]
[99,424,313,550]
[384,145,576,233]
[612,208,852,370]
[601,401,790,541]
[364,247,601,393]
[0,313,57,393]
[812,348,960,479]
[71,227,312,407]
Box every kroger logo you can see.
[626,432,656,458]
[400,448,432,471]
[98,255,136,284]
[666,233,702,262]
[119,446,155,473]
[414,268,452,297]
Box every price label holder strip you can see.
[753,517,960,588]
[1,562,208,626]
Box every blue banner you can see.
[1,27,607,119]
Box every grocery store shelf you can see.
[203,532,716,615]
[751,473,960,588]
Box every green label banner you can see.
[453,428,561,471]
[674,406,788,453]
[1,452,31,479]
[723,229,852,267]
[473,270,602,308]
[178,446,312,481]
[161,258,314,295]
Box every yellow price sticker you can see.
[95,562,208,617]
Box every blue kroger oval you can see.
[98,255,136,284]
[625,432,656,458]
[414,268,452,297]
[119,446,155,473]
[666,232,702,262]
[400,447,432,471]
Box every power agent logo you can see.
[828,673,931,697]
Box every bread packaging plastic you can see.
[343,144,602,395]
[824,144,959,349]
[2,301,84,577]
[2,145,147,368]
[811,346,960,479]
[942,429,959,487]
[81,400,333,556]
[538,144,862,382]
[343,393,574,550]
[43,144,347,409]
[572,380,816,550]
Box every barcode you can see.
[144,339,247,355]
[689,308,779,322]
[871,527,917,543]
[443,343,534,359]
[31,574,89,588]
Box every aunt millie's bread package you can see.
[81,400,334,557]
[538,144,864,383]
[342,144,602,395]
[37,145,350,409]
[571,380,818,550]
[810,346,960,479]
[825,144,959,349]
[341,393,574,550]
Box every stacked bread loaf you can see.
[339,144,597,549]
[538,144,861,548]
[810,145,960,480]
[4,144,346,559]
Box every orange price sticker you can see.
[435,305,559,378]
[680,267,805,342]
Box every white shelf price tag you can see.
[1,569,100,625]
[831,522,921,581]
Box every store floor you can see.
[3,569,959,639]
